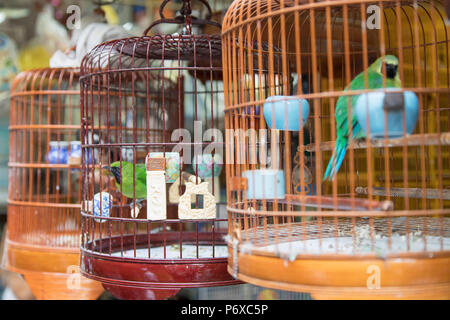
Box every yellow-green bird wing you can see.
[114,161,147,199]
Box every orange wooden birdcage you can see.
[5,68,104,300]
[222,0,450,299]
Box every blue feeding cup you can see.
[355,90,419,139]
[47,141,68,164]
[243,169,285,200]
[245,105,260,115]
[58,141,69,163]
[47,141,60,164]
[70,141,81,158]
[263,96,309,131]
[93,192,113,223]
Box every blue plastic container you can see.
[263,96,309,131]
[243,169,285,200]
[355,90,419,139]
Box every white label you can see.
[146,170,167,220]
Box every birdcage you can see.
[222,0,450,299]
[6,68,104,300]
[79,0,241,300]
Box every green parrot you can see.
[105,161,147,200]
[323,55,402,181]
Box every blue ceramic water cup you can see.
[243,169,285,200]
[263,96,309,131]
[355,90,419,139]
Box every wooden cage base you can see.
[5,240,104,300]
[19,270,104,300]
[228,249,450,300]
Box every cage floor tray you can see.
[230,218,450,299]
[256,235,450,258]
[238,217,450,258]
[111,244,228,259]
[5,239,104,300]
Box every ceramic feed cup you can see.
[93,192,113,223]
[355,90,419,139]
[148,152,180,183]
[263,96,309,131]
[243,169,286,200]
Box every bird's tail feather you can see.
[323,150,337,181]
[323,139,348,181]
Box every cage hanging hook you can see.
[180,0,193,35]
[143,0,221,36]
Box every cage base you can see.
[5,239,104,300]
[81,251,241,300]
[102,283,180,300]
[229,250,450,300]
[80,232,242,300]
[6,239,80,273]
[20,270,104,300]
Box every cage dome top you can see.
[81,0,222,73]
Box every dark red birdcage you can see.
[79,0,240,300]
[222,0,450,299]
[6,68,104,300]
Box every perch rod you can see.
[284,194,393,211]
[356,186,450,200]
[305,132,450,152]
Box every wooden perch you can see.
[356,186,450,200]
[285,194,393,211]
[305,132,450,152]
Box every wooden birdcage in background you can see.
[6,68,104,300]
[79,0,241,300]
[222,0,450,299]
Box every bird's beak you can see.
[386,63,398,79]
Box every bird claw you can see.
[129,199,145,218]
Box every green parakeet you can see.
[323,55,402,181]
[106,161,147,199]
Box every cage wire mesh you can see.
[79,0,240,300]
[222,0,450,298]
